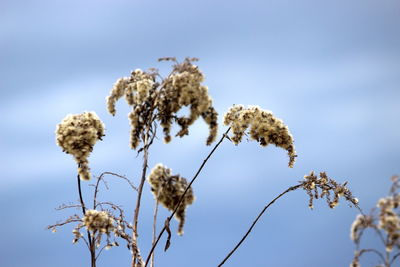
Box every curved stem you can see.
[390,252,400,265]
[218,184,302,266]
[93,172,138,209]
[358,249,386,265]
[77,173,96,267]
[144,127,231,267]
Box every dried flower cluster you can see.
[350,214,373,244]
[377,195,400,252]
[223,105,296,167]
[55,112,105,180]
[157,58,218,145]
[302,171,359,209]
[106,57,218,149]
[350,176,400,267]
[106,69,158,149]
[82,209,115,234]
[148,164,195,235]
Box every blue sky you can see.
[1,0,399,266]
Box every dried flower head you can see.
[55,112,105,180]
[302,171,359,210]
[82,209,115,234]
[157,58,218,145]
[350,214,373,243]
[350,176,400,266]
[148,164,195,235]
[375,177,400,252]
[105,57,218,149]
[223,105,296,167]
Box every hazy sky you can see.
[1,1,399,266]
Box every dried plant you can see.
[350,176,400,267]
[218,171,360,266]
[105,57,218,149]
[147,164,195,236]
[51,57,362,267]
[224,105,296,167]
[48,172,136,267]
[55,111,105,181]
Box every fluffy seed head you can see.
[106,58,218,149]
[82,209,115,234]
[148,164,195,235]
[224,105,296,167]
[55,112,105,180]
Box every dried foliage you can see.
[350,176,400,267]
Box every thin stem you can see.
[390,252,400,265]
[218,184,303,267]
[385,236,390,267]
[94,172,138,209]
[151,197,159,267]
[131,128,151,267]
[358,249,386,265]
[144,127,231,267]
[77,173,96,267]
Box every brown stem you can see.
[218,184,302,266]
[144,127,231,267]
[77,173,96,267]
[151,197,159,267]
[131,129,151,267]
[357,249,386,265]
[94,172,138,209]
[385,236,390,267]
[391,252,400,266]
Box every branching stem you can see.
[144,127,231,267]
[77,173,96,267]
[131,128,151,267]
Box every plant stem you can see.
[151,198,159,267]
[217,184,302,267]
[131,129,151,267]
[144,127,231,267]
[77,173,96,267]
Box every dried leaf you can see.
[164,218,172,251]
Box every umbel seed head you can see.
[55,111,105,180]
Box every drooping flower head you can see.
[157,58,218,145]
[224,105,296,167]
[105,57,218,149]
[55,111,105,180]
[147,163,195,235]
